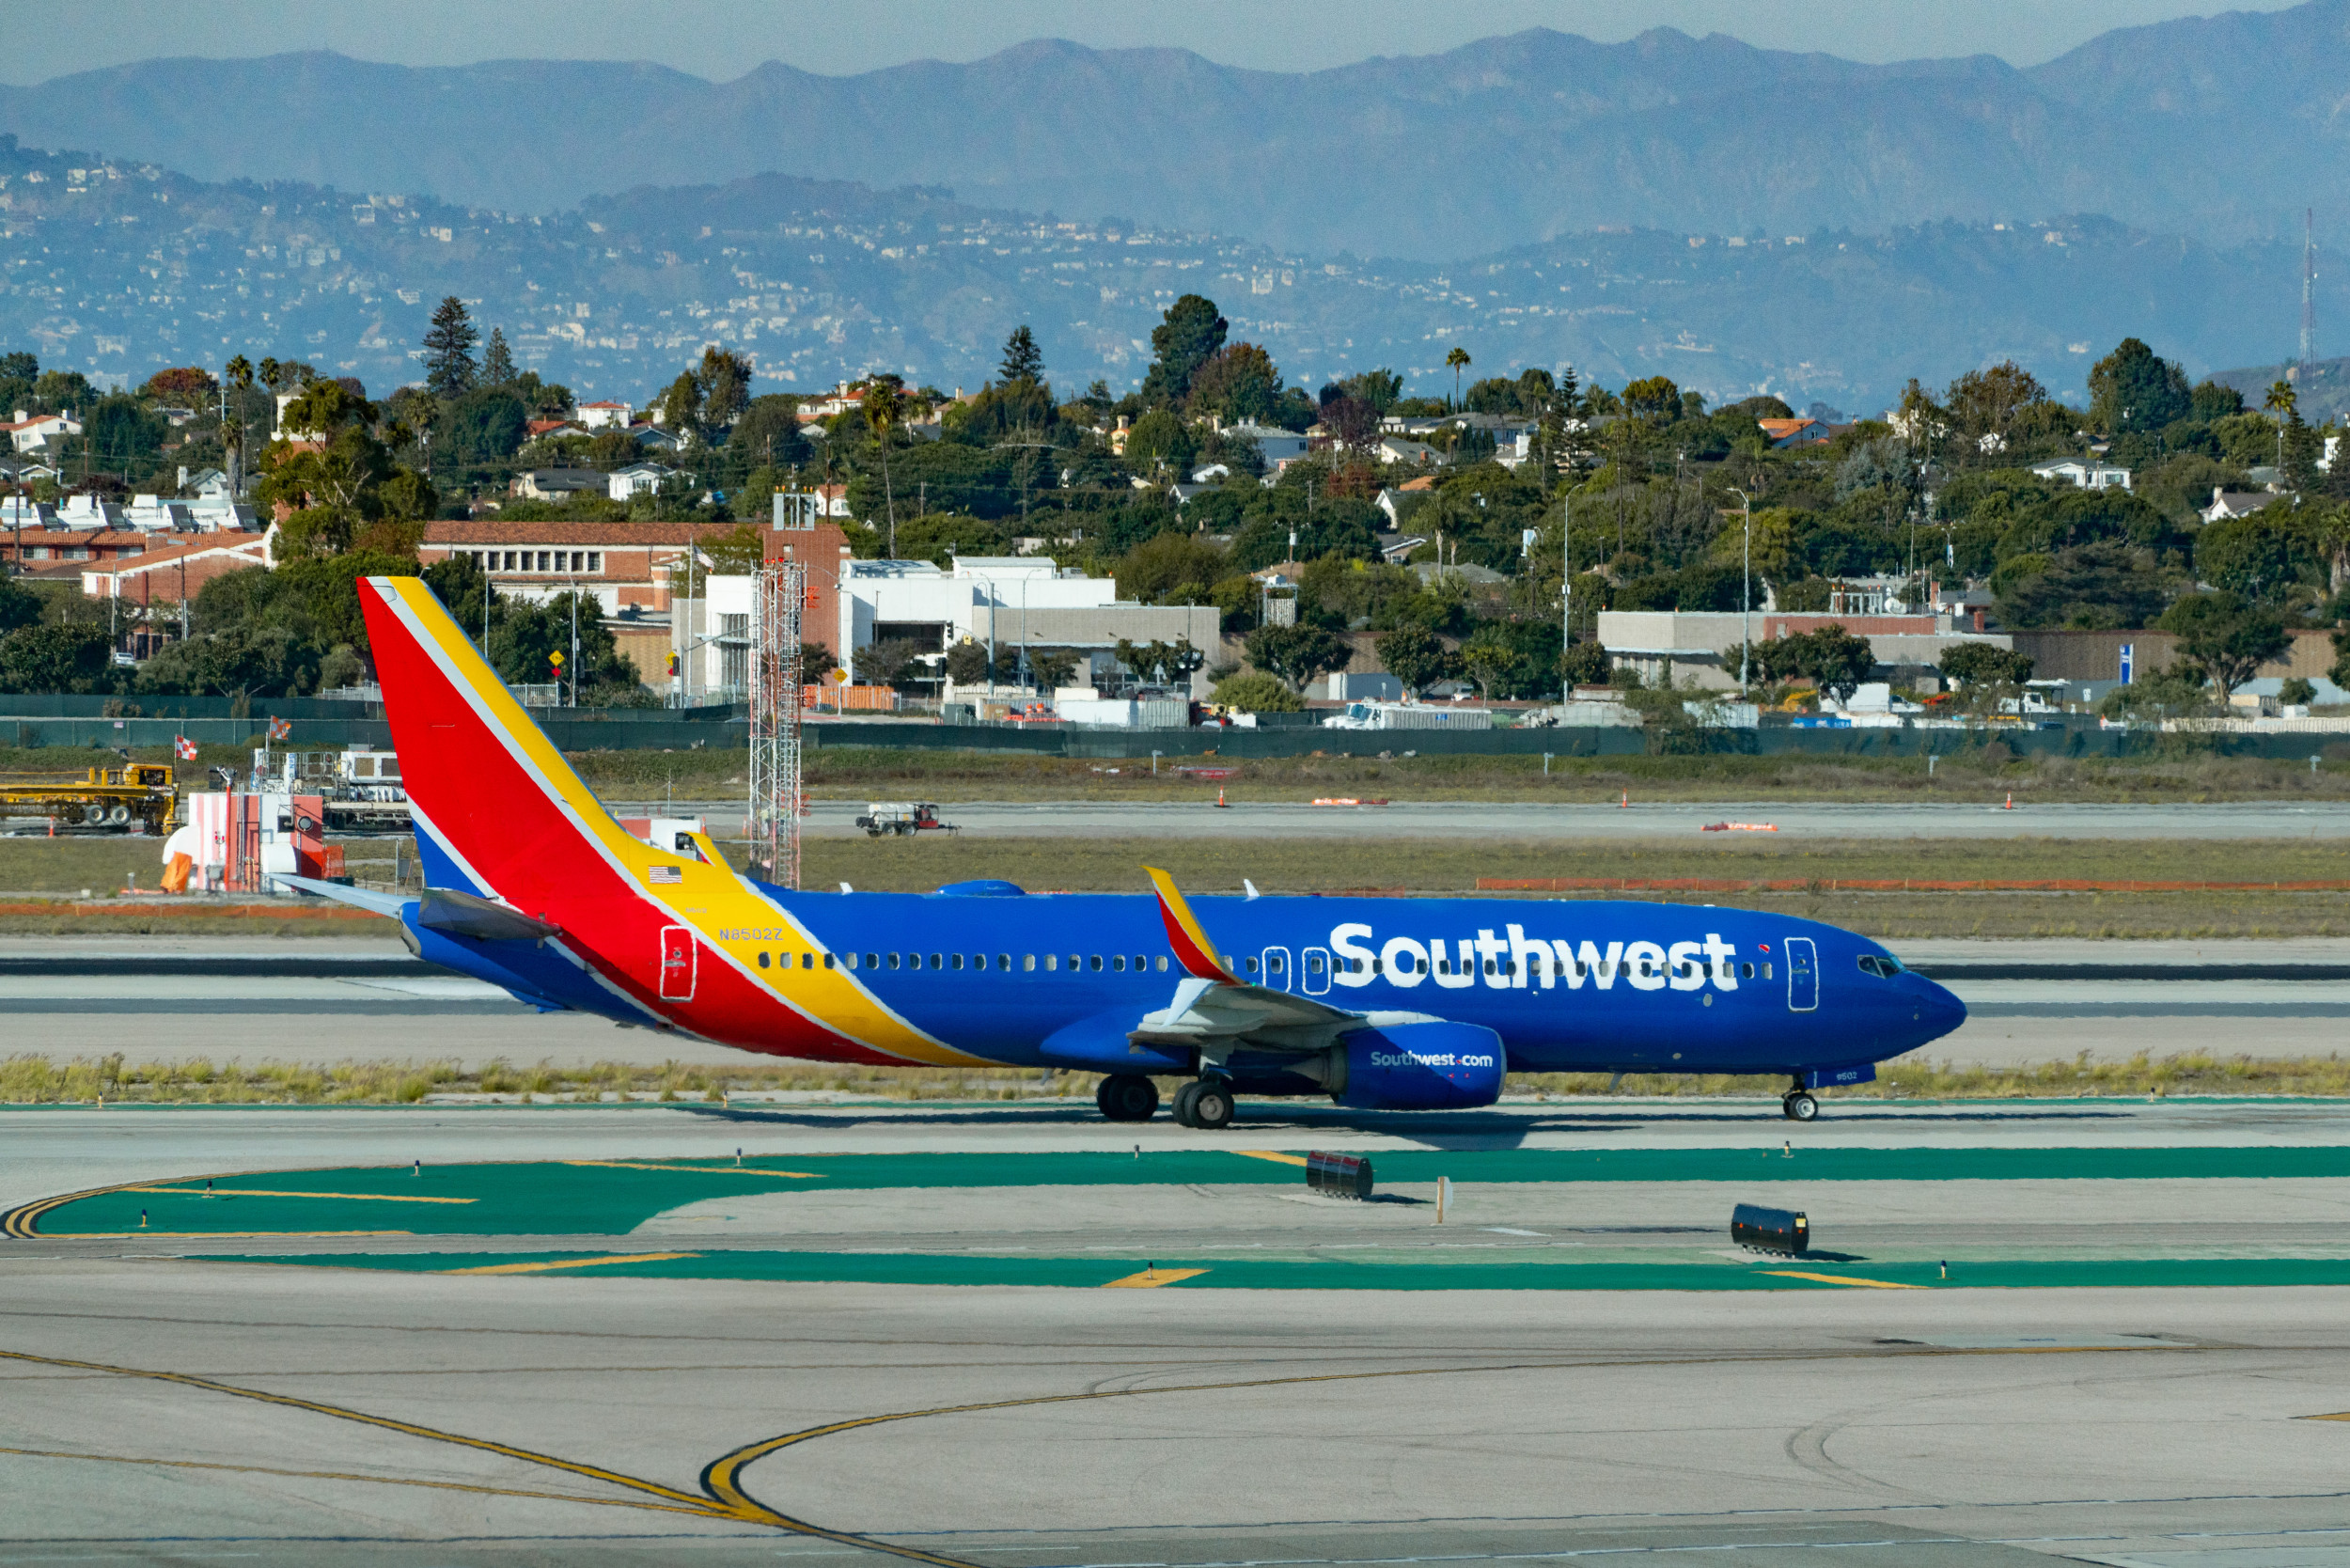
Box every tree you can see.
[998,325,1043,386]
[865,377,904,547]
[1559,637,1610,687]
[1186,342,1282,423]
[479,328,516,387]
[697,346,753,431]
[655,370,704,440]
[0,623,115,694]
[1375,625,1454,696]
[1122,409,1193,474]
[139,366,219,404]
[1445,346,1471,406]
[1457,625,1521,698]
[1762,626,1878,701]
[1112,637,1204,686]
[728,396,810,470]
[1622,376,1682,421]
[0,567,40,635]
[1244,622,1352,692]
[422,296,479,398]
[1139,294,1228,407]
[1938,643,2035,687]
[2160,590,2289,700]
[2088,337,2192,435]
[1944,361,2046,452]
[1208,670,1305,713]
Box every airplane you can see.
[290,576,1967,1130]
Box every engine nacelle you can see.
[1327,1020,1506,1110]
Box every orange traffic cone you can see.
[1620,790,1629,808]
[1214,788,1229,808]
[2003,792,2013,810]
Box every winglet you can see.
[1145,866,1236,983]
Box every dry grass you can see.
[560,744,2350,805]
[8,1051,2343,1105]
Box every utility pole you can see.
[1731,487,1753,697]
[2302,207,2318,384]
[1559,492,1572,700]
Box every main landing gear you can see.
[1781,1080,1819,1121]
[1096,1074,1160,1122]
[1170,1077,1235,1132]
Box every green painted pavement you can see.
[207,1249,2350,1292]
[36,1145,2350,1238]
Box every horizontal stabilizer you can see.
[415,887,562,943]
[276,875,412,918]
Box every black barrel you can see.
[1731,1202,1809,1256]
[1306,1151,1373,1200]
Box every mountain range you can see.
[4,4,2348,262]
[1,135,2335,411]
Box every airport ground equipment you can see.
[251,746,410,832]
[1307,1151,1374,1199]
[0,762,178,833]
[1731,1203,1809,1256]
[854,802,957,837]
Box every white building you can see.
[3,410,81,454]
[576,400,634,430]
[607,463,673,501]
[837,556,1219,695]
[2030,459,2132,492]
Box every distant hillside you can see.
[1,138,2338,410]
[2211,356,2350,424]
[4,4,2350,261]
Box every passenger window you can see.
[1763,963,1774,979]
[1045,954,1058,971]
[930,952,942,969]
[1156,955,1168,972]
[822,953,835,969]
[1419,957,1430,974]
[1000,953,1012,970]
[1741,962,1754,979]
[1026,954,1038,971]
[950,953,964,970]
[863,952,878,970]
[1246,956,1260,974]
[1308,953,1324,973]
[1067,954,1080,971]
[1113,955,1126,972]
[1089,954,1103,971]
[757,950,770,969]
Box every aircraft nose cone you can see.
[1919,978,1967,1037]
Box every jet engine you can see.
[1299,1021,1507,1110]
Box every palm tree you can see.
[865,379,903,556]
[1446,347,1471,409]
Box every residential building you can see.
[1756,417,1831,447]
[511,468,609,502]
[2201,488,2281,523]
[2031,458,2132,492]
[607,463,674,501]
[1375,476,1437,529]
[4,409,82,454]
[630,423,682,454]
[1219,421,1308,466]
[796,381,868,421]
[576,400,634,430]
[75,533,277,603]
[1378,435,1442,467]
[525,419,591,442]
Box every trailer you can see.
[854,802,957,838]
[0,763,178,833]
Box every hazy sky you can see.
[0,0,2309,85]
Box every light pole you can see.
[1731,487,1755,696]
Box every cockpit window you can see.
[1856,954,1905,978]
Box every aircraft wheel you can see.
[1169,1080,1200,1127]
[1783,1091,1818,1122]
[1189,1080,1235,1132]
[1097,1073,1159,1122]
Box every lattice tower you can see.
[747,560,806,887]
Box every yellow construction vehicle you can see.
[0,763,179,833]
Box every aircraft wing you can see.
[1136,867,1365,1054]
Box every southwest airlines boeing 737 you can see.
[295,576,1966,1129]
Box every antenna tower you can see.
[747,560,806,888]
[2301,207,2317,382]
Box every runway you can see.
[8,1101,2350,1564]
[9,937,2348,1069]
[625,797,2350,841]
